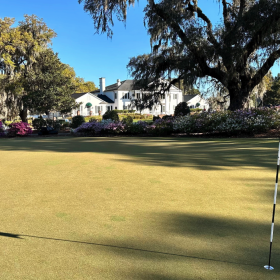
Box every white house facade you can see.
[71,78,183,117]
[183,94,209,111]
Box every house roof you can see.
[96,94,114,104]
[183,95,198,102]
[71,92,113,104]
[71,92,88,99]
[91,79,183,94]
[91,80,143,93]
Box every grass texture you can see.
[0,137,280,279]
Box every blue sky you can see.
[1,0,279,89]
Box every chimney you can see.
[117,79,121,86]
[99,77,105,94]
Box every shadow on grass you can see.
[1,211,280,278]
[0,230,260,267]
[0,138,278,170]
[82,213,280,278]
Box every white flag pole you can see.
[264,141,280,270]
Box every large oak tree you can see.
[79,0,280,110]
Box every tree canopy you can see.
[0,15,96,121]
[22,49,78,115]
[79,0,280,110]
[263,74,280,106]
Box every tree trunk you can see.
[228,87,250,111]
[19,108,28,122]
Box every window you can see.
[123,105,128,110]
[115,92,117,99]
[95,106,101,113]
[123,92,129,99]
[107,106,111,111]
[162,105,165,112]
[136,93,141,99]
[173,94,178,99]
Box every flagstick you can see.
[264,141,280,270]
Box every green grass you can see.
[0,137,280,279]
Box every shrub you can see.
[173,108,280,134]
[128,121,148,134]
[71,115,85,128]
[103,110,119,121]
[122,115,133,127]
[75,119,126,135]
[162,115,173,120]
[32,117,47,129]
[146,118,173,136]
[153,115,161,121]
[174,102,190,116]
[8,122,32,137]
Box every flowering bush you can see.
[75,119,126,135]
[173,108,280,134]
[146,117,174,136]
[129,121,148,134]
[8,122,33,137]
[74,108,280,137]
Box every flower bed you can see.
[173,108,280,135]
[71,108,280,137]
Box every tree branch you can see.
[149,0,227,84]
[240,7,280,67]
[222,0,229,26]
[187,3,219,50]
[238,0,246,18]
[250,48,280,90]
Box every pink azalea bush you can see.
[74,119,126,135]
[8,122,33,137]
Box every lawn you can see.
[0,137,279,279]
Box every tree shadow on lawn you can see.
[82,212,280,279]
[1,212,280,279]
[0,138,278,170]
[0,212,280,280]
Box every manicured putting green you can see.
[0,137,280,279]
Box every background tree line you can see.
[0,15,97,122]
